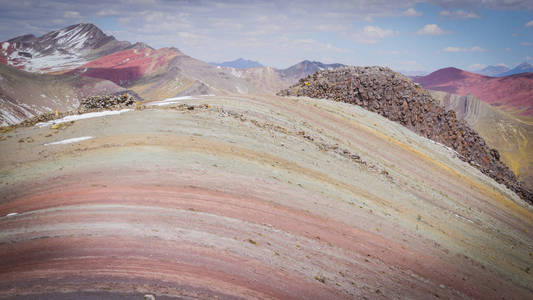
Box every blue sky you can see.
[0,0,532,72]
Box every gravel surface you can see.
[1,94,532,299]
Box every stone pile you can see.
[79,93,136,112]
[278,66,532,204]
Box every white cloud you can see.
[315,24,346,32]
[402,8,422,17]
[96,9,120,17]
[505,47,511,51]
[443,46,486,52]
[521,42,533,46]
[525,20,533,27]
[390,50,408,55]
[2,0,531,69]
[512,33,519,37]
[292,38,348,53]
[395,60,425,71]
[526,56,532,61]
[294,39,315,45]
[417,24,448,35]
[440,9,479,19]
[353,25,394,44]
[212,19,243,30]
[63,11,80,18]
[467,64,486,71]
[443,46,464,52]
[470,46,486,52]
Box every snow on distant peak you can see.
[6,49,90,73]
[0,23,124,73]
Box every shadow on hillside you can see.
[71,66,143,87]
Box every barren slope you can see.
[280,66,532,203]
[0,94,531,299]
[430,91,533,190]
[0,63,126,126]
[71,47,260,100]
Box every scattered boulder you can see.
[278,66,532,204]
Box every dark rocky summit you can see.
[278,66,532,204]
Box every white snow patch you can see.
[0,99,36,126]
[147,96,199,106]
[45,136,93,146]
[235,86,246,94]
[230,68,243,78]
[2,42,8,51]
[1,109,24,126]
[35,109,132,127]
[5,213,18,217]
[40,94,47,98]
[6,45,89,73]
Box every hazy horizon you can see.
[1,0,532,72]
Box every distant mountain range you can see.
[209,58,263,68]
[0,23,346,125]
[412,67,533,116]
[278,60,344,79]
[498,62,533,77]
[2,22,530,125]
[476,62,532,77]
[477,65,510,77]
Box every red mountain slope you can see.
[69,47,183,86]
[70,46,261,99]
[413,67,533,116]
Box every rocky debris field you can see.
[279,66,533,204]
[79,92,139,112]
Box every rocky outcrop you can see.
[79,92,139,111]
[278,66,532,204]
